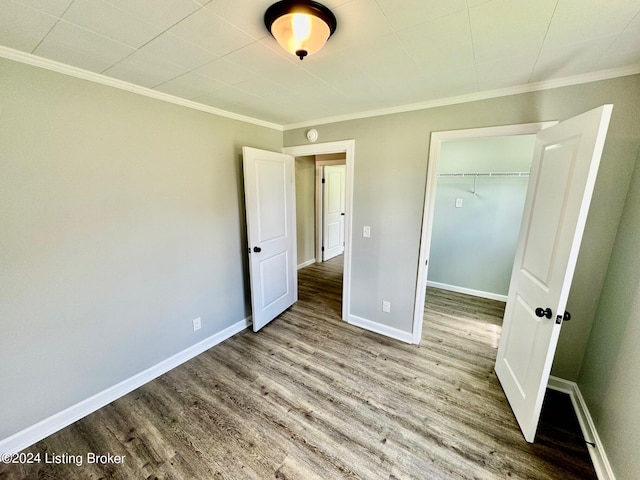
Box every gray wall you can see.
[429,136,534,297]
[438,135,536,172]
[295,155,316,265]
[0,58,282,440]
[577,149,640,480]
[284,74,640,381]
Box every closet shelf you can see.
[438,171,530,177]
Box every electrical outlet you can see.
[382,301,391,313]
[192,317,202,331]
[455,198,463,208]
[363,225,371,238]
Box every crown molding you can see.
[0,46,283,132]
[283,64,640,130]
[2,45,639,134]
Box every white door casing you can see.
[323,165,346,261]
[284,140,355,323]
[413,122,556,344]
[495,105,613,442]
[243,147,298,332]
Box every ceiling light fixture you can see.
[264,0,337,60]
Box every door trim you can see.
[284,140,355,322]
[412,122,556,344]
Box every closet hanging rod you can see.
[437,171,530,178]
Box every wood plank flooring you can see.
[0,256,596,479]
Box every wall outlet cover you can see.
[192,317,202,331]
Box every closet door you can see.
[495,105,612,442]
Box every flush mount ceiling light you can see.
[264,0,337,60]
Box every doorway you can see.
[427,134,536,302]
[285,140,355,322]
[412,122,555,343]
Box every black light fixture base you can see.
[295,49,308,60]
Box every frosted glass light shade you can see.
[265,1,337,60]
[271,13,330,59]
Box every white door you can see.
[322,165,346,261]
[242,147,297,332]
[495,105,613,442]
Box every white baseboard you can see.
[348,315,414,344]
[427,281,508,302]
[547,376,616,480]
[0,316,252,456]
[297,258,316,270]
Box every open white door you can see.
[496,105,613,442]
[243,147,297,332]
[322,165,346,261]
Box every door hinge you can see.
[322,178,325,184]
[321,246,325,251]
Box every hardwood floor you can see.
[1,256,596,479]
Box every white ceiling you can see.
[1,0,640,127]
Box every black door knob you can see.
[535,307,552,319]
[253,246,262,253]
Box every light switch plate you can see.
[363,226,371,238]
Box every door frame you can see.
[412,122,556,344]
[284,140,355,322]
